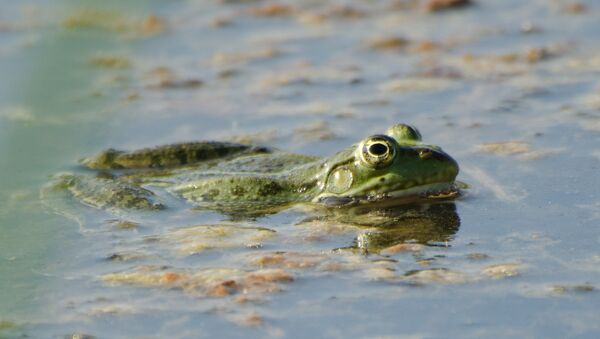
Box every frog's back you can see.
[212,152,320,174]
[81,142,271,170]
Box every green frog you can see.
[50,124,460,216]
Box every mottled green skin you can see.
[82,142,270,169]
[55,173,164,210]
[56,124,459,214]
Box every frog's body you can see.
[53,124,460,215]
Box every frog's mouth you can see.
[387,182,459,200]
[316,182,460,207]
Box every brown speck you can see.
[126,92,139,101]
[208,280,238,297]
[498,53,519,63]
[160,272,182,284]
[218,69,240,79]
[88,55,131,69]
[151,79,203,89]
[207,284,230,297]
[145,66,175,83]
[239,312,264,327]
[424,0,472,12]
[141,14,166,35]
[106,252,146,262]
[368,36,410,50]
[417,66,462,79]
[525,47,550,63]
[329,6,366,18]
[548,284,595,295]
[250,4,294,17]
[413,41,440,53]
[564,3,587,14]
[210,17,233,28]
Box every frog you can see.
[48,123,460,217]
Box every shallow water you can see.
[1,0,600,338]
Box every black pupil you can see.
[369,143,388,156]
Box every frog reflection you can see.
[341,203,460,253]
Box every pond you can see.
[1,0,599,337]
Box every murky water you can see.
[1,0,600,338]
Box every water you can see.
[1,0,600,337]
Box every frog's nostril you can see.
[418,149,433,159]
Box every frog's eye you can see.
[359,135,397,168]
[386,123,422,142]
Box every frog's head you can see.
[314,124,459,206]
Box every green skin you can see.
[54,124,459,214]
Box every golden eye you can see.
[359,135,397,168]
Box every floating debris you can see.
[498,47,553,64]
[249,4,294,17]
[381,77,455,92]
[102,266,294,298]
[547,283,595,295]
[291,220,361,243]
[563,3,587,14]
[148,78,203,89]
[63,9,130,32]
[162,224,276,255]
[106,251,148,262]
[143,66,203,89]
[367,36,443,53]
[88,55,131,69]
[211,47,281,67]
[465,253,490,261]
[481,263,522,279]
[63,9,166,37]
[368,36,410,50]
[477,141,530,155]
[365,267,397,280]
[403,268,468,284]
[107,219,140,230]
[250,252,328,269]
[210,16,234,28]
[380,243,425,255]
[233,311,264,327]
[141,14,166,35]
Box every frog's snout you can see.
[415,147,459,182]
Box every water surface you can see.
[1,0,600,338]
